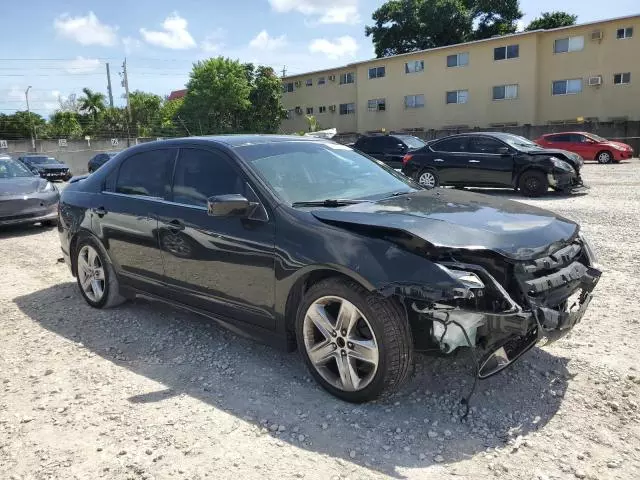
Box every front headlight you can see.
[437,264,485,298]
[611,144,625,151]
[550,157,573,171]
[579,232,599,268]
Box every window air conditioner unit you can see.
[329,104,336,112]
[588,75,603,86]
[328,75,336,82]
[591,30,603,41]
[295,106,302,114]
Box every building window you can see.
[404,94,425,109]
[554,36,584,53]
[446,53,469,68]
[305,79,313,87]
[552,78,583,95]
[617,27,633,39]
[405,60,424,74]
[339,72,355,85]
[368,66,386,79]
[339,103,355,115]
[318,106,327,113]
[283,82,294,93]
[318,76,326,85]
[614,72,631,85]
[367,98,386,112]
[492,84,518,100]
[446,90,469,104]
[306,107,314,115]
[494,44,519,61]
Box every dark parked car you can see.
[88,151,120,173]
[57,136,601,402]
[0,156,59,227]
[352,134,427,169]
[401,132,585,197]
[18,155,72,181]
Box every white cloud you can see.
[516,20,525,32]
[201,28,226,53]
[140,13,196,50]
[123,36,143,54]
[309,36,358,59]
[249,30,287,50]
[65,56,101,74]
[269,0,359,24]
[51,90,61,98]
[53,12,118,46]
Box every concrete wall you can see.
[0,138,149,175]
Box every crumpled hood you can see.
[311,189,578,261]
[527,148,584,169]
[0,177,46,195]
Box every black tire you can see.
[518,170,549,197]
[75,236,126,309]
[596,150,613,164]
[415,168,440,189]
[295,277,413,403]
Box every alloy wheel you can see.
[597,151,612,164]
[302,296,379,392]
[418,171,436,188]
[77,245,106,302]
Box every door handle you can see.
[434,159,444,162]
[167,219,185,232]
[93,206,107,216]
[468,160,480,163]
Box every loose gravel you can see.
[1,161,639,480]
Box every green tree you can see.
[180,57,252,134]
[0,111,46,139]
[129,91,163,137]
[246,65,288,133]
[78,88,106,120]
[157,98,185,136]
[526,11,577,31]
[305,115,321,133]
[48,111,83,138]
[98,107,128,138]
[365,0,523,57]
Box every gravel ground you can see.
[1,161,639,480]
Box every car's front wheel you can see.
[296,277,413,403]
[596,150,613,164]
[519,170,549,197]
[75,237,125,309]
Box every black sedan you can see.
[0,156,59,227]
[352,134,426,169]
[18,155,72,181]
[57,136,600,402]
[88,151,119,173]
[401,132,585,197]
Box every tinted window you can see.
[469,137,506,154]
[172,148,243,207]
[115,149,175,198]
[431,137,468,152]
[368,137,387,152]
[548,134,571,143]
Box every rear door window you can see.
[468,137,506,154]
[115,149,176,198]
[431,137,469,152]
[547,134,571,143]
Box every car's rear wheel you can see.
[416,169,439,189]
[519,170,549,197]
[75,237,125,309]
[296,277,413,403]
[596,150,613,164]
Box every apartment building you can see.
[280,14,640,134]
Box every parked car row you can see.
[54,135,602,402]
[16,155,72,181]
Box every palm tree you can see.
[79,88,106,120]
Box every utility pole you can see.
[25,86,35,151]
[106,62,114,108]
[281,65,287,77]
[121,58,132,146]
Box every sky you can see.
[0,0,638,117]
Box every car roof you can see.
[543,131,588,136]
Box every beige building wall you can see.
[279,15,640,134]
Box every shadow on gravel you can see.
[0,223,56,239]
[16,283,570,478]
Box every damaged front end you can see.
[384,233,602,379]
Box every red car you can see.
[535,132,634,164]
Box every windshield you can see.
[395,135,426,149]
[585,133,607,142]
[499,134,541,150]
[236,141,419,205]
[0,158,36,178]
[24,156,58,165]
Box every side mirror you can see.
[207,194,256,217]
[497,147,511,155]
